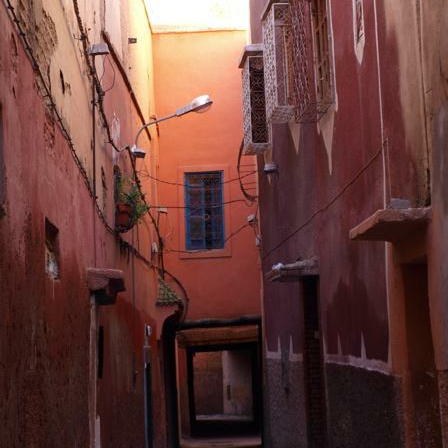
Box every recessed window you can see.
[184,171,224,251]
[311,0,333,104]
[45,218,60,280]
[355,0,364,43]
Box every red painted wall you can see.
[0,5,164,448]
[249,0,434,446]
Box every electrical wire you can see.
[262,148,383,260]
[1,0,155,271]
[150,199,255,211]
[98,55,107,84]
[137,168,259,187]
[71,1,161,276]
[237,140,258,202]
[102,55,116,94]
[165,222,252,254]
[3,0,253,318]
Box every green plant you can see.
[116,175,149,225]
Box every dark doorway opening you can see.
[302,277,327,448]
[162,314,181,448]
[402,263,442,448]
[186,343,262,438]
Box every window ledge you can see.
[179,247,232,260]
[238,43,263,68]
[265,257,319,282]
[349,207,431,243]
[86,268,125,305]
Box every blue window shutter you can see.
[185,172,224,250]
[185,174,205,250]
[185,177,191,249]
[211,172,224,248]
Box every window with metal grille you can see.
[185,172,224,251]
[355,0,364,43]
[311,0,332,104]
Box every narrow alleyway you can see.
[2,0,448,447]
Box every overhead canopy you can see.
[176,325,258,348]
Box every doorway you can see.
[186,343,261,438]
[302,277,327,448]
[402,263,442,448]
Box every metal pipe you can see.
[91,54,97,267]
[134,113,177,147]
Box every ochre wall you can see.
[153,30,261,321]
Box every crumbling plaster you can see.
[381,0,429,203]
[9,0,158,201]
[0,1,165,446]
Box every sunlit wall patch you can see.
[353,0,365,64]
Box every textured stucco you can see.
[248,0,445,446]
[0,1,166,447]
[326,363,404,448]
[263,358,307,448]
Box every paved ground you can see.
[180,435,261,448]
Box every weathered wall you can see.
[194,351,224,415]
[326,364,404,448]
[222,349,253,416]
[248,0,437,446]
[0,1,167,448]
[263,358,307,448]
[418,0,448,445]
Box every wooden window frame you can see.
[310,0,334,104]
[177,164,232,260]
[184,171,225,251]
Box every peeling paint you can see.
[325,333,391,374]
[352,0,365,65]
[265,336,281,360]
[381,0,428,202]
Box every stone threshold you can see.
[180,436,261,448]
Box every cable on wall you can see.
[237,140,258,202]
[262,148,383,260]
[164,223,252,255]
[1,0,154,269]
[137,167,260,188]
